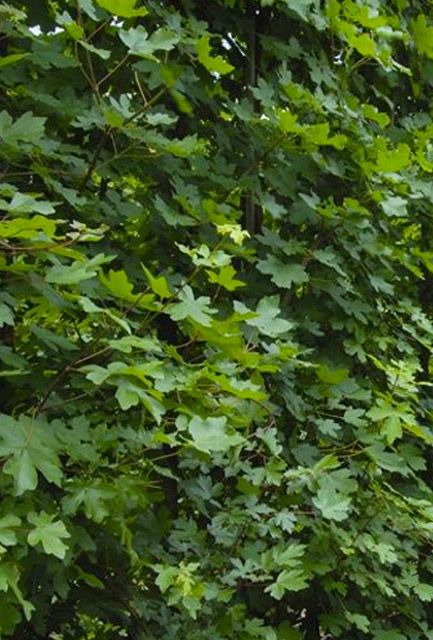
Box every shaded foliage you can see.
[1,1,433,639]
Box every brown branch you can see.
[35,344,94,415]
[78,126,111,192]
[86,18,111,43]
[123,88,166,126]
[134,70,148,104]
[97,53,130,89]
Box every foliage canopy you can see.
[2,0,433,638]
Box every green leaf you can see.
[154,565,178,593]
[216,223,250,245]
[317,365,348,385]
[317,419,341,437]
[279,109,301,133]
[196,35,234,75]
[367,399,413,444]
[105,375,165,423]
[207,265,246,291]
[77,568,105,589]
[0,215,57,240]
[266,569,308,600]
[188,416,244,453]
[0,111,46,145]
[345,612,370,633]
[0,515,21,547]
[80,41,111,60]
[0,303,14,328]
[100,269,138,301]
[352,33,376,56]
[412,14,433,57]
[375,143,411,173]
[168,285,217,326]
[272,543,306,567]
[381,196,407,217]
[4,1,433,636]
[115,384,140,410]
[367,399,395,421]
[4,192,56,215]
[165,134,203,158]
[63,484,115,523]
[414,583,433,602]
[312,487,351,521]
[0,563,35,620]
[284,0,315,19]
[257,255,309,288]
[27,512,70,559]
[95,0,148,17]
[119,26,179,59]
[142,265,171,298]
[58,14,85,41]
[77,0,99,19]
[0,53,29,69]
[276,623,303,640]
[31,325,78,352]
[363,104,390,127]
[235,296,294,337]
[373,632,407,640]
[382,415,402,444]
[47,254,112,285]
[108,335,162,354]
[0,415,62,494]
[5,450,38,495]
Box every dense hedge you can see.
[2,1,433,638]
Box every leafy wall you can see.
[2,0,433,638]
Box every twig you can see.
[97,53,130,88]
[35,345,94,415]
[123,88,166,126]
[78,126,111,192]
[134,70,148,105]
[86,18,111,43]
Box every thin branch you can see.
[123,88,166,126]
[76,0,100,98]
[134,70,148,104]
[78,126,111,192]
[86,18,111,43]
[74,40,94,87]
[35,345,94,415]
[97,52,130,89]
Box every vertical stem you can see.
[245,5,257,235]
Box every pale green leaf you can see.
[0,515,21,547]
[414,583,433,602]
[27,512,70,559]
[119,26,179,59]
[313,488,351,521]
[188,416,244,453]
[168,285,216,326]
[235,296,294,337]
[257,255,309,288]
[266,569,308,600]
[154,565,178,592]
[4,450,38,495]
[0,303,14,328]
